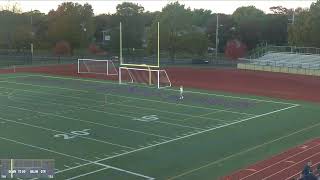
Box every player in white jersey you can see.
[179,85,184,100]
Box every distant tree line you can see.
[0,1,319,58]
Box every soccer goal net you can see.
[119,66,171,89]
[78,59,118,75]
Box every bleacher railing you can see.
[248,45,320,60]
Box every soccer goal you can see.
[78,59,118,75]
[119,66,171,89]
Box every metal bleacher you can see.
[249,52,320,69]
[237,46,320,76]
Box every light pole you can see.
[215,14,219,60]
[215,14,223,61]
[80,22,87,57]
[30,9,34,64]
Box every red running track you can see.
[222,138,320,180]
[2,64,320,103]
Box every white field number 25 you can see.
[133,115,159,122]
[54,129,90,140]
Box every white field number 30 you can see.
[133,115,159,122]
[54,129,90,140]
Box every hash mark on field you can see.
[64,165,70,168]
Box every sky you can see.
[0,0,316,15]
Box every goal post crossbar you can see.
[120,63,159,68]
[78,59,114,62]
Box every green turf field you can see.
[0,73,320,180]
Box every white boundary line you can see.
[0,136,154,180]
[66,167,109,180]
[0,73,301,177]
[47,104,300,175]
[167,109,320,179]
[13,73,299,106]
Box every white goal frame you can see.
[78,59,118,75]
[119,66,171,89]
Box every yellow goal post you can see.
[118,21,171,89]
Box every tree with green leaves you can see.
[47,2,95,51]
[232,6,265,49]
[288,8,312,46]
[148,2,192,61]
[116,2,145,53]
[191,9,212,27]
[206,14,236,53]
[309,0,320,47]
[177,31,208,58]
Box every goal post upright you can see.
[119,21,171,88]
[107,60,109,75]
[119,21,122,84]
[157,21,160,68]
[157,70,160,89]
[77,59,80,74]
[120,21,123,65]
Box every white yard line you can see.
[0,79,87,93]
[0,100,172,139]
[51,104,300,175]
[1,94,203,131]
[0,116,134,150]
[106,93,256,116]
[0,136,154,180]
[179,108,242,125]
[0,78,256,116]
[13,74,298,106]
[0,86,229,123]
[66,167,109,180]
